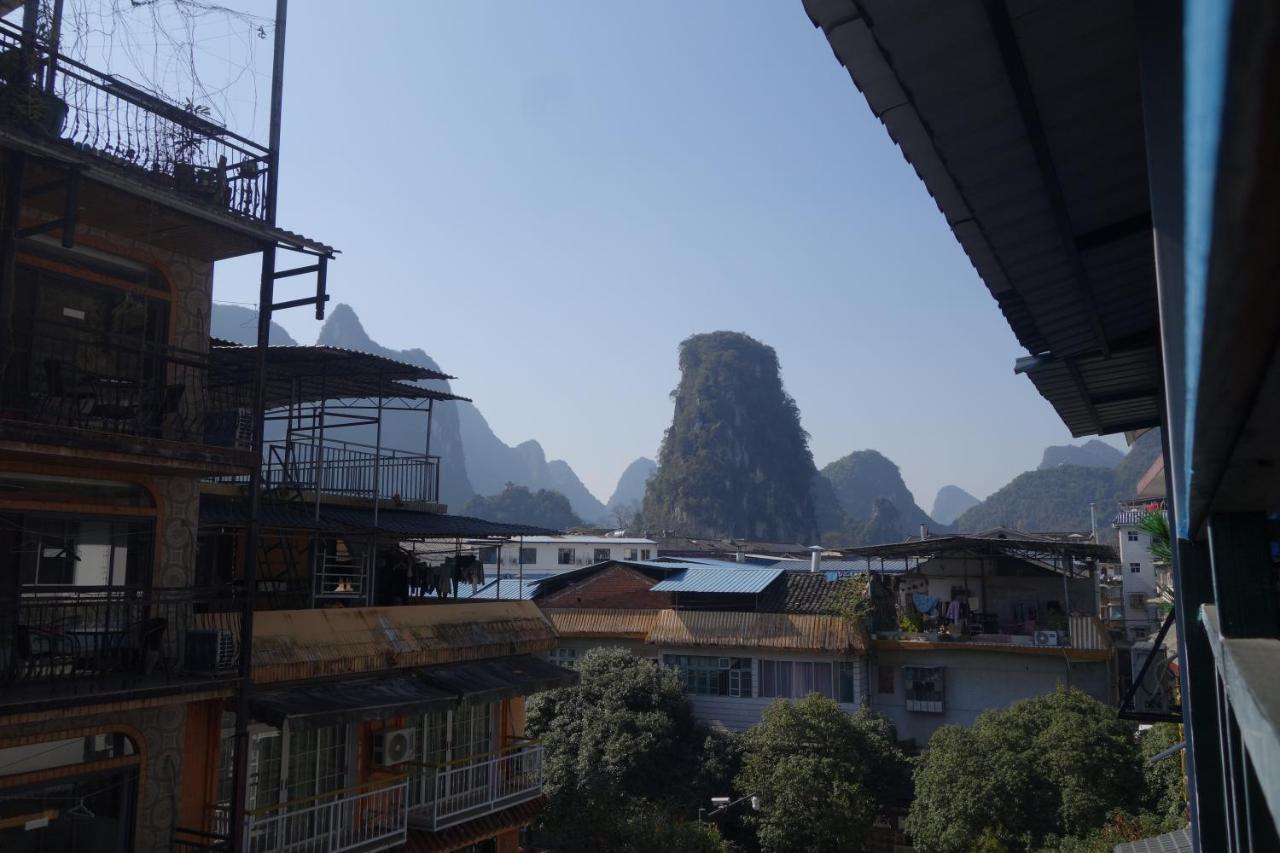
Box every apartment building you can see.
[470,535,657,580]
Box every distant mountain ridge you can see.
[606,457,656,521]
[955,430,1163,539]
[210,303,609,522]
[1038,439,1125,470]
[931,485,980,525]
[819,450,938,544]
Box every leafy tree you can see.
[460,482,582,530]
[906,688,1143,853]
[1139,723,1186,821]
[525,648,713,851]
[737,696,911,853]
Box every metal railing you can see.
[0,584,242,695]
[241,777,409,853]
[0,20,274,221]
[314,541,372,603]
[409,742,544,831]
[1,321,254,449]
[216,437,440,504]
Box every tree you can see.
[525,648,716,852]
[460,482,582,530]
[1139,723,1186,822]
[907,688,1144,853]
[737,696,911,853]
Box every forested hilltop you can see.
[641,332,819,542]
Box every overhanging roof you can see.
[804,0,1162,436]
[248,671,457,729]
[418,655,578,706]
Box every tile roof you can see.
[650,567,782,594]
[543,608,661,639]
[758,572,841,614]
[647,610,867,654]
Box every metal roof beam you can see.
[983,0,1112,358]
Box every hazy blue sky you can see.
[210,1,1122,507]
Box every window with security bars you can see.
[903,666,945,713]
[520,547,537,565]
[663,654,752,697]
[593,548,611,562]
[412,704,497,807]
[285,724,348,803]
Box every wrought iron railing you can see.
[0,584,243,696]
[408,742,544,831]
[0,20,274,221]
[215,437,440,504]
[241,776,409,853]
[0,320,254,449]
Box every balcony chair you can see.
[14,624,81,679]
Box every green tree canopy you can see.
[906,688,1144,853]
[525,648,719,852]
[459,482,582,530]
[737,696,911,853]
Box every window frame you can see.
[557,548,576,565]
[663,654,753,697]
[903,666,945,713]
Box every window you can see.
[1129,593,1147,610]
[624,548,638,560]
[558,548,576,565]
[519,547,537,565]
[840,661,862,703]
[1133,627,1149,639]
[478,548,497,565]
[1127,531,1140,542]
[1129,562,1142,574]
[903,666,945,713]
[664,655,752,697]
[9,514,152,588]
[593,548,611,563]
[877,663,895,695]
[759,660,834,700]
[640,549,652,560]
[547,647,577,668]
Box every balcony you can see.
[409,742,545,831]
[0,19,273,223]
[238,777,409,853]
[0,321,256,465]
[0,584,242,707]
[215,437,441,507]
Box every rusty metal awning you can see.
[249,671,457,729]
[420,655,578,706]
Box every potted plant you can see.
[0,48,67,136]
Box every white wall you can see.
[478,537,656,575]
[1115,523,1161,638]
[868,647,1112,746]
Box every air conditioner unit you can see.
[373,728,416,767]
[185,629,236,673]
[1034,630,1060,647]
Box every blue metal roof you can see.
[461,577,544,600]
[650,566,782,595]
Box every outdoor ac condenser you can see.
[1033,630,1060,647]
[373,728,416,767]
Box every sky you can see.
[199,1,1123,508]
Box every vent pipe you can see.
[919,524,929,540]
[809,545,823,573]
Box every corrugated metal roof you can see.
[543,608,661,639]
[650,567,782,594]
[462,578,545,600]
[1112,827,1192,853]
[647,610,867,654]
[804,0,1162,437]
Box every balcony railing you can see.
[0,584,242,697]
[409,742,544,831]
[240,777,408,853]
[0,20,274,221]
[216,437,440,505]
[1,321,254,450]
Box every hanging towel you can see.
[946,599,963,621]
[912,593,940,615]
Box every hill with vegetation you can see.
[641,332,818,541]
[954,430,1163,536]
[816,450,938,545]
[460,483,582,530]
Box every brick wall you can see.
[540,565,674,609]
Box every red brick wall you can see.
[540,565,674,609]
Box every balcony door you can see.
[414,704,496,816]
